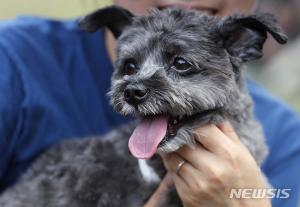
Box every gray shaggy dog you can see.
[0,6,287,207]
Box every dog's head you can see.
[79,6,287,159]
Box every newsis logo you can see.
[230,188,291,199]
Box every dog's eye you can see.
[123,59,138,75]
[172,57,191,71]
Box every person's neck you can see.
[105,29,117,64]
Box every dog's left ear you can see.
[217,13,288,62]
[78,6,134,38]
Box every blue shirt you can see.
[0,17,299,207]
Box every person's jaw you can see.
[112,0,256,16]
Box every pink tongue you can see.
[128,115,168,159]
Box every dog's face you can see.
[113,10,233,117]
[79,6,287,159]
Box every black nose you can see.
[124,84,148,106]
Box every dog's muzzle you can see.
[124,84,148,107]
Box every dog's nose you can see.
[124,85,148,106]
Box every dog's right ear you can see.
[78,6,134,38]
[217,13,288,62]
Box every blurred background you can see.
[0,0,299,113]
[248,0,300,113]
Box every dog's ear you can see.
[78,6,134,38]
[217,13,288,62]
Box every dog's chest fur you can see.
[0,103,266,207]
[0,123,182,207]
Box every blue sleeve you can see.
[249,80,300,207]
[0,42,25,190]
[0,17,130,191]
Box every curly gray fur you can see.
[0,6,287,207]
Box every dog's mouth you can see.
[128,113,194,159]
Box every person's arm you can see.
[260,106,300,207]
[0,42,25,192]
[249,80,300,207]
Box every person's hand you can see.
[162,122,271,207]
